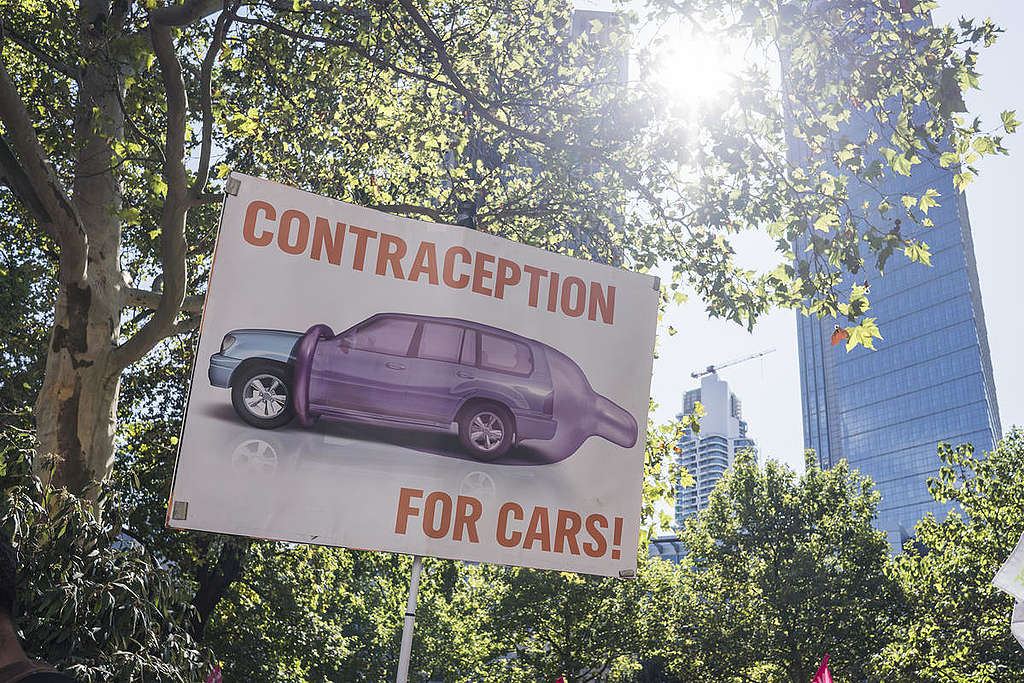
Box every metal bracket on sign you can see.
[171,500,189,520]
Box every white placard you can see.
[994,532,1024,602]
[167,173,659,576]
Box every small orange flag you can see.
[830,325,850,347]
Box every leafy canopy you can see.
[668,451,896,682]
[878,431,1024,681]
[2,0,1012,353]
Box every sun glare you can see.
[646,23,749,109]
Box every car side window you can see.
[349,318,417,356]
[479,333,533,376]
[460,330,477,366]
[417,323,463,363]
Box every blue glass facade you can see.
[796,159,1001,547]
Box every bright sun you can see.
[646,22,750,108]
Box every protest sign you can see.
[168,173,659,576]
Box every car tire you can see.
[231,361,294,429]
[457,401,515,461]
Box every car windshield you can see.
[479,332,533,376]
[348,317,417,356]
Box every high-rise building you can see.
[792,23,1001,549]
[796,198,1000,548]
[674,373,757,526]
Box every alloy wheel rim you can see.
[244,374,288,418]
[469,411,504,452]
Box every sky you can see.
[647,0,1024,474]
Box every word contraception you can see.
[240,200,618,325]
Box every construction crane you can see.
[690,348,776,379]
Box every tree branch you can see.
[112,20,191,371]
[2,26,80,82]
[395,0,550,146]
[191,191,224,206]
[0,37,87,277]
[124,287,204,313]
[0,134,51,223]
[148,0,223,26]
[240,3,565,154]
[229,14,453,93]
[191,4,233,200]
[172,315,202,335]
[367,202,443,222]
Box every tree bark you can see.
[32,0,126,498]
[191,539,252,637]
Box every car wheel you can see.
[457,402,514,461]
[231,361,294,429]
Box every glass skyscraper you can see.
[795,127,1001,548]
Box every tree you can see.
[0,431,213,682]
[876,431,1024,681]
[202,546,414,681]
[0,0,1011,498]
[470,557,682,683]
[667,451,897,683]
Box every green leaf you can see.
[813,212,839,233]
[972,137,994,155]
[919,188,940,213]
[903,240,932,265]
[1001,110,1020,133]
[846,317,883,351]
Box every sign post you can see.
[395,555,423,683]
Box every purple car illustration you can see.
[208,313,638,462]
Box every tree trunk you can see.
[33,308,121,498]
[191,539,252,637]
[33,0,126,499]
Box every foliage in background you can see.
[196,532,685,681]
[0,229,51,429]
[642,402,699,540]
[0,430,213,682]
[474,557,683,683]
[877,430,1024,681]
[651,0,1017,347]
[667,450,897,683]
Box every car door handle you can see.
[456,370,474,379]
[385,361,406,370]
